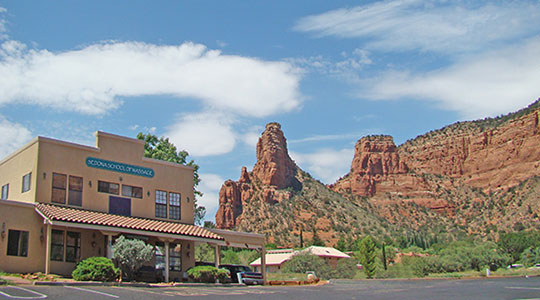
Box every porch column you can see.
[164,241,170,283]
[261,246,267,284]
[106,234,113,259]
[44,224,52,275]
[213,244,221,268]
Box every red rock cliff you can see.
[330,136,410,197]
[215,122,298,229]
[399,100,540,193]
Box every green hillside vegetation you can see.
[234,169,421,247]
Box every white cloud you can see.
[290,148,354,184]
[198,173,226,222]
[0,117,32,159]
[295,0,540,54]
[240,125,263,148]
[166,112,236,157]
[288,48,371,78]
[0,40,301,117]
[290,131,373,144]
[0,7,7,40]
[363,37,540,119]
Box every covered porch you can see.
[35,202,223,282]
[34,203,267,283]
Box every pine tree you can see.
[358,235,377,279]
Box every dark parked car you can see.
[219,264,264,285]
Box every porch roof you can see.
[35,202,223,242]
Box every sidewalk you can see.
[1,276,33,285]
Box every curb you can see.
[33,281,247,287]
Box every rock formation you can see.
[399,102,540,194]
[330,135,410,197]
[251,122,300,190]
[215,100,540,245]
[215,123,299,229]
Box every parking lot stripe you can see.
[64,286,119,298]
[507,287,540,290]
[0,286,47,299]
[116,287,174,297]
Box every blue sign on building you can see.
[86,157,155,178]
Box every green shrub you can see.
[282,253,332,279]
[112,236,154,281]
[72,257,119,281]
[330,258,357,279]
[187,266,228,283]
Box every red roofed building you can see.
[0,132,266,282]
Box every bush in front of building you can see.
[187,266,228,283]
[72,257,119,281]
[112,236,154,281]
[329,258,357,279]
[282,252,332,279]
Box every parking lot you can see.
[1,277,539,299]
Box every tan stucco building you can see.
[0,132,266,282]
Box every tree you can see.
[137,133,206,225]
[310,229,325,247]
[357,236,377,279]
[195,243,215,263]
[335,235,347,252]
[282,252,332,279]
[498,230,540,262]
[112,236,154,281]
[521,247,540,267]
[330,258,356,279]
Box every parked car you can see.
[507,264,524,269]
[219,264,264,285]
[528,264,540,269]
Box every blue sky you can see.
[1,1,540,222]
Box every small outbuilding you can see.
[250,246,350,273]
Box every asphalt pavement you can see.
[1,276,539,299]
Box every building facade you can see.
[0,132,265,282]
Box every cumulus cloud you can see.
[291,148,354,184]
[0,117,32,159]
[363,37,540,119]
[166,112,236,157]
[197,173,226,222]
[295,0,540,54]
[0,40,301,117]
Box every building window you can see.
[170,243,181,271]
[122,185,143,199]
[51,230,64,261]
[155,190,167,218]
[68,176,83,206]
[1,184,8,200]
[51,230,81,262]
[7,230,28,257]
[155,242,165,271]
[66,231,81,262]
[51,173,67,204]
[98,181,119,195]
[109,196,131,216]
[22,173,31,193]
[169,192,181,220]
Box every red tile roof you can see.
[35,203,223,241]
